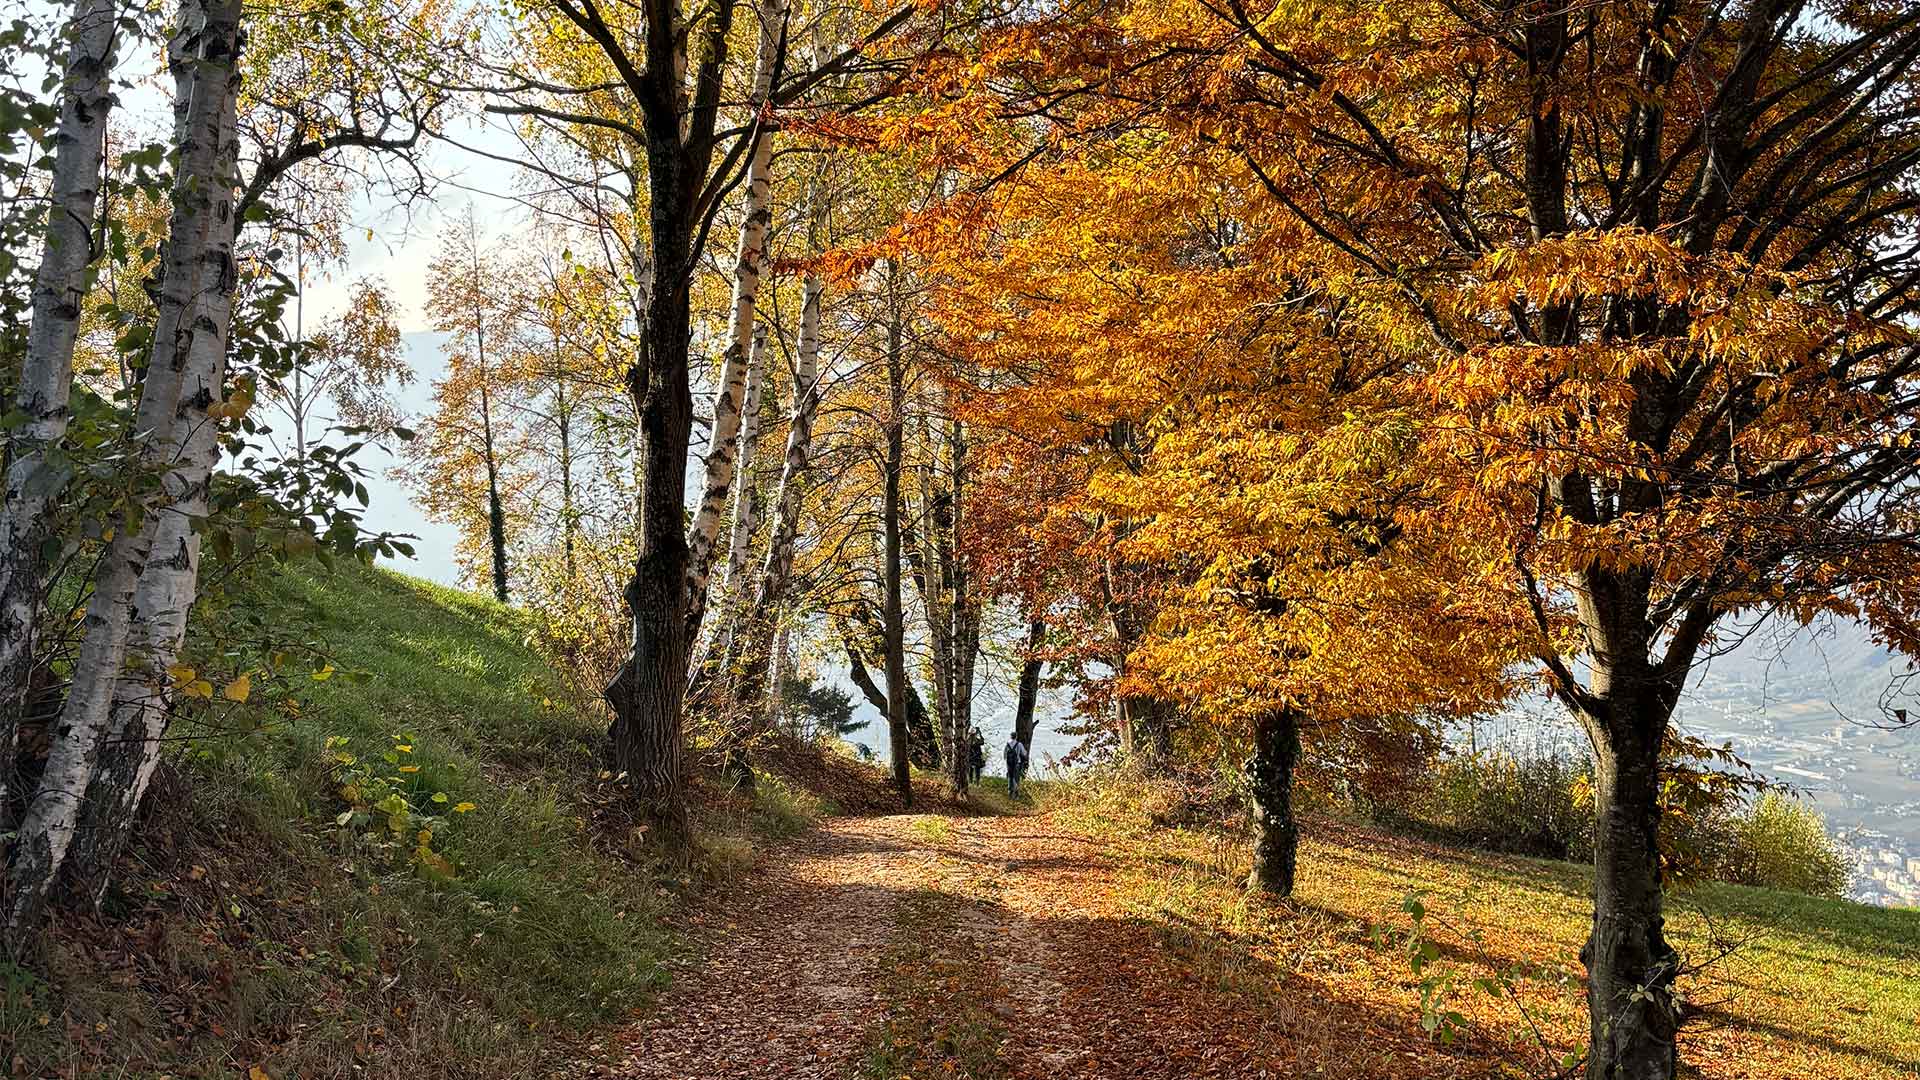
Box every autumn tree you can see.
[481,0,927,839]
[923,140,1518,894]
[1174,3,1920,1073]
[265,276,412,457]
[409,206,521,601]
[934,1,1920,1074]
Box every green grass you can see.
[961,774,1054,816]
[910,816,955,844]
[3,561,677,1079]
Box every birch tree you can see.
[719,325,768,608]
[0,0,122,829]
[684,0,789,636]
[6,0,245,932]
[721,177,829,736]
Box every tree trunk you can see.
[697,324,765,691]
[1583,715,1679,1080]
[0,0,120,830]
[557,381,576,580]
[951,422,979,787]
[720,325,766,600]
[882,278,912,805]
[596,0,744,847]
[6,0,244,931]
[608,150,701,850]
[767,621,790,734]
[914,480,961,794]
[722,227,825,723]
[1107,596,1173,766]
[68,30,247,888]
[683,0,786,635]
[477,348,508,603]
[67,248,237,891]
[1012,618,1045,752]
[1246,707,1300,897]
[483,451,509,603]
[923,417,977,798]
[841,619,937,768]
[756,258,822,621]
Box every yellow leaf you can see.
[222,673,251,703]
[398,765,420,773]
[167,664,195,684]
[452,802,476,813]
[249,1067,272,1080]
[183,679,214,700]
[312,664,335,681]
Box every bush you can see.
[1385,745,1848,898]
[1724,792,1850,897]
[1413,749,1595,862]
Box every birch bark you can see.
[683,0,788,631]
[6,0,244,930]
[751,252,822,618]
[723,224,824,716]
[68,43,245,886]
[719,324,767,600]
[0,0,122,827]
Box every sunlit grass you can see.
[2,562,676,1078]
[1066,775,1920,1079]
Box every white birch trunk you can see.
[5,0,244,930]
[768,620,790,733]
[747,185,825,628]
[688,325,766,688]
[683,0,789,630]
[720,188,825,720]
[68,39,244,887]
[721,324,768,595]
[0,0,121,825]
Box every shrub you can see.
[1386,744,1848,898]
[1724,792,1850,898]
[1049,758,1228,837]
[1415,749,1594,862]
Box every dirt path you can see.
[580,809,1430,1080]
[576,817,936,1079]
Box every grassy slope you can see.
[3,562,677,1079]
[7,562,1913,1078]
[1055,784,1920,1079]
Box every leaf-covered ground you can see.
[579,803,1920,1080]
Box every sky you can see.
[289,114,529,585]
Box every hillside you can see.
[4,564,685,1078]
[580,792,1920,1080]
[4,565,1915,1078]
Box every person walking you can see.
[969,727,986,784]
[1004,737,1029,798]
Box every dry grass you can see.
[1061,780,1920,1079]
